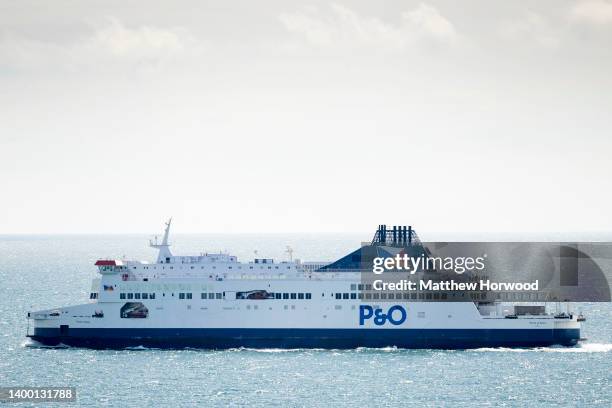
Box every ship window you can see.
[418,312,426,318]
[411,293,417,299]
[275,293,281,299]
[135,293,141,299]
[216,293,222,299]
[365,293,372,300]
[150,293,155,299]
[283,293,289,299]
[358,284,364,290]
[342,293,349,299]
[403,293,410,300]
[350,284,356,291]
[298,293,304,299]
[187,293,192,300]
[366,284,372,290]
[306,293,312,299]
[249,266,253,269]
[127,293,133,299]
[201,293,207,299]
[426,293,432,300]
[290,293,297,299]
[380,293,387,299]
[335,293,341,300]
[179,293,185,299]
[433,293,440,300]
[418,293,424,299]
[350,293,357,300]
[120,293,126,299]
[372,293,380,300]
[388,293,394,299]
[357,293,364,300]
[142,293,148,299]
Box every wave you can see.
[22,339,71,349]
[472,343,612,353]
[20,340,612,353]
[124,345,152,351]
[355,346,400,352]
[227,347,327,353]
[235,346,401,353]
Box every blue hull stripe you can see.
[30,328,581,349]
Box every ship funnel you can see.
[371,224,419,247]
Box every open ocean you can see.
[1,234,610,407]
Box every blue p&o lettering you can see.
[386,305,407,325]
[359,305,374,325]
[359,305,407,326]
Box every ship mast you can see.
[150,218,173,263]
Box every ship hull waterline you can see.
[28,327,580,349]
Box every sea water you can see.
[0,234,610,407]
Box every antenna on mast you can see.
[285,246,294,262]
[162,218,172,246]
[150,218,173,263]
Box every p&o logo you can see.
[359,305,407,326]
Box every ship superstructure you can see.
[27,222,582,349]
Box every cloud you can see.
[570,0,612,25]
[0,18,199,74]
[403,3,457,43]
[279,3,458,51]
[499,10,561,48]
[93,18,192,57]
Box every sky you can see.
[1,1,611,234]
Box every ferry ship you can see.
[27,221,582,349]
